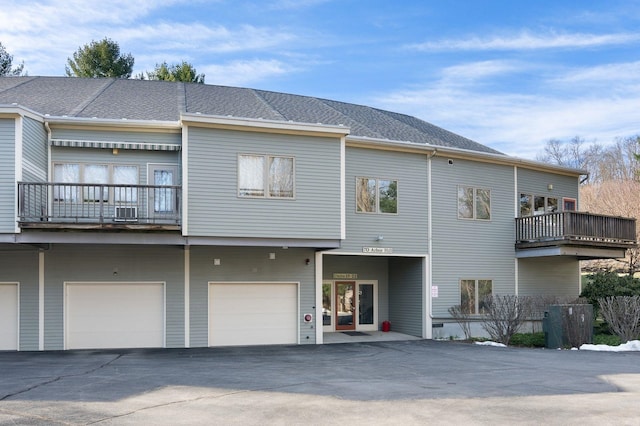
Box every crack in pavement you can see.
[86,381,319,424]
[0,354,124,402]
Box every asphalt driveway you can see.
[1,340,640,425]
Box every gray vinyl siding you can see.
[0,249,40,350]
[518,257,580,297]
[338,147,429,254]
[51,147,180,185]
[187,127,341,239]
[0,119,15,233]
[51,128,181,145]
[323,255,390,323]
[517,167,580,211]
[189,246,316,347]
[43,245,185,350]
[22,117,47,181]
[431,157,516,318]
[388,257,424,336]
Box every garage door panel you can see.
[209,283,298,347]
[0,284,18,351]
[66,283,164,350]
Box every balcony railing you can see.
[18,182,181,229]
[515,211,636,249]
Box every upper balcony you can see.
[18,182,181,231]
[515,211,636,259]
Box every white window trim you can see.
[237,153,296,199]
[457,185,491,221]
[460,278,493,315]
[355,177,399,215]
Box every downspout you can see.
[44,121,52,182]
[427,149,437,337]
[579,173,589,185]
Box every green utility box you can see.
[543,304,593,349]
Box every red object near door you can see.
[381,320,391,332]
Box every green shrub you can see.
[580,272,640,317]
[593,334,622,346]
[509,332,545,347]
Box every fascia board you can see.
[181,112,350,137]
[346,135,587,177]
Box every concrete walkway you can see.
[323,330,421,343]
[1,340,640,425]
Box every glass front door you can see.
[335,282,355,330]
[358,283,374,326]
[323,281,377,332]
[148,165,178,220]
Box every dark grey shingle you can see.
[0,76,503,154]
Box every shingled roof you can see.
[0,76,502,155]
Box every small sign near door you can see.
[333,273,358,279]
[362,247,393,254]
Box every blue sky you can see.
[1,0,639,158]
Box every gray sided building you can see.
[0,77,634,351]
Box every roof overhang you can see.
[45,116,181,132]
[346,135,587,177]
[515,246,627,260]
[0,104,44,121]
[181,112,350,138]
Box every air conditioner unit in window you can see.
[114,206,138,222]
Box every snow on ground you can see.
[579,340,640,352]
[474,341,507,347]
[473,339,640,351]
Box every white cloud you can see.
[268,0,333,10]
[198,59,294,86]
[0,0,299,77]
[407,30,640,51]
[375,61,640,158]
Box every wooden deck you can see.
[515,212,636,250]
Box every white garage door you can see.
[65,282,164,350]
[0,283,19,350]
[209,283,298,347]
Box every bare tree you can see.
[537,134,640,274]
[581,180,640,274]
[481,295,532,345]
[599,296,640,342]
[447,305,472,340]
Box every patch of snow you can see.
[474,341,507,347]
[579,340,640,352]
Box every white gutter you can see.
[181,112,351,137]
[45,115,180,130]
[346,135,588,177]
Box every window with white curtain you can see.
[114,165,138,202]
[53,163,139,203]
[153,170,174,212]
[238,154,294,198]
[54,164,80,201]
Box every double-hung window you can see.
[458,186,491,220]
[460,279,492,314]
[356,177,398,214]
[238,154,294,198]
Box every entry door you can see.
[335,281,355,330]
[148,165,178,220]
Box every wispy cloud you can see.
[375,60,640,158]
[199,59,295,86]
[407,30,640,51]
[268,0,333,10]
